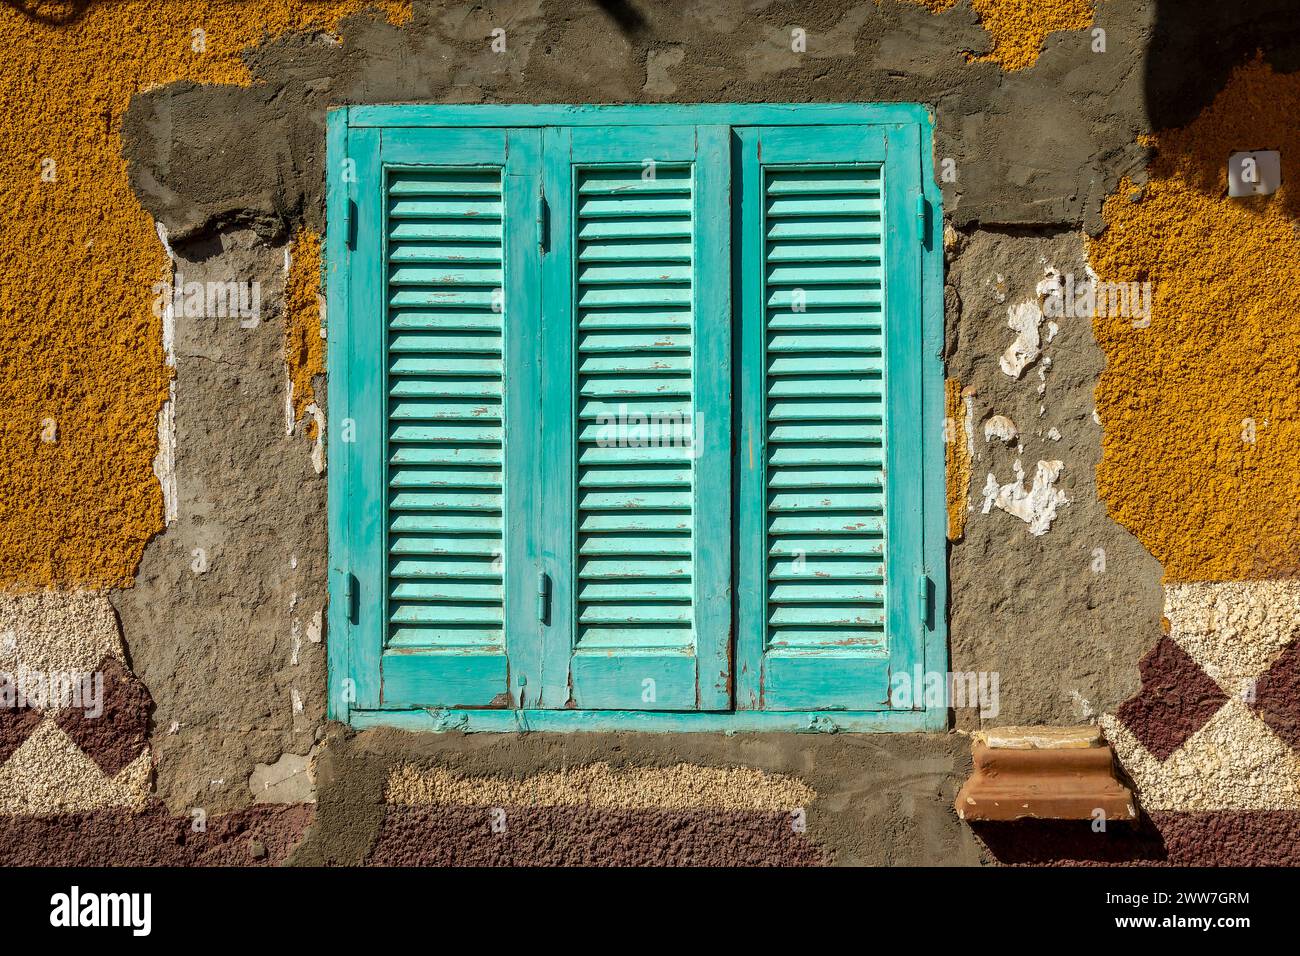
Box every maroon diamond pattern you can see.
[54,655,152,777]
[0,705,43,764]
[1250,639,1300,752]
[1115,636,1229,761]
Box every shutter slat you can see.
[579,534,693,557]
[578,311,693,331]
[388,197,503,218]
[579,331,692,352]
[390,534,500,556]
[390,557,501,578]
[763,165,889,665]
[387,628,502,649]
[389,401,502,423]
[579,375,692,398]
[384,168,506,653]
[579,558,692,578]
[576,628,694,649]
[390,513,503,534]
[388,264,503,285]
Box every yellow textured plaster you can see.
[1089,58,1300,581]
[902,0,1098,72]
[945,378,969,541]
[0,1,409,589]
[286,228,326,438]
[386,762,818,811]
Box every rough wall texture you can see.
[294,727,982,866]
[902,0,1098,71]
[0,0,409,590]
[122,0,1160,241]
[945,229,1164,727]
[1,0,1299,866]
[109,229,329,814]
[97,0,1176,823]
[1090,58,1300,582]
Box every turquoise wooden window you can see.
[327,105,945,733]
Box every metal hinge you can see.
[915,194,928,245]
[345,572,358,624]
[537,571,551,625]
[918,573,931,630]
[537,189,549,253]
[343,197,355,249]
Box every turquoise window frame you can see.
[326,104,946,733]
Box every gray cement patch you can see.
[110,229,328,815]
[121,0,1162,242]
[945,228,1164,728]
[292,724,985,866]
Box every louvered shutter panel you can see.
[736,126,924,711]
[540,126,732,710]
[351,129,541,709]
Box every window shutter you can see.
[736,126,925,711]
[357,128,542,708]
[540,127,732,710]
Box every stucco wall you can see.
[1,0,1299,865]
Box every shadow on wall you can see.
[594,0,648,38]
[1146,0,1300,129]
[0,0,92,25]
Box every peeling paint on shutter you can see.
[573,165,697,657]
[364,132,546,712]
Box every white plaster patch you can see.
[284,378,296,437]
[998,300,1043,379]
[152,383,177,526]
[980,459,1069,535]
[306,402,326,474]
[982,414,1018,444]
[153,222,178,526]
